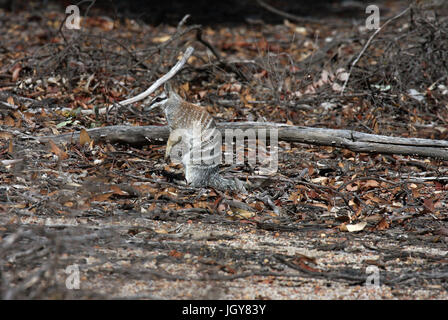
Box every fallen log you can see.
[35,121,448,160]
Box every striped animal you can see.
[145,83,246,192]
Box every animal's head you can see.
[144,83,180,112]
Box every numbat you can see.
[145,83,246,193]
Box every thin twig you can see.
[256,0,323,25]
[0,100,18,112]
[195,28,249,82]
[341,5,412,95]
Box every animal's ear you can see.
[164,82,180,99]
[164,82,172,95]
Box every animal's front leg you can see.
[165,132,182,161]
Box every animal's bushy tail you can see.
[208,173,247,193]
[187,165,247,193]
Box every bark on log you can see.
[35,122,448,160]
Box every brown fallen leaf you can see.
[4,116,14,127]
[49,139,68,160]
[180,82,189,94]
[423,198,435,213]
[110,185,128,196]
[346,183,358,191]
[10,203,27,209]
[0,132,13,140]
[288,192,299,204]
[79,128,91,145]
[373,217,390,231]
[7,96,14,105]
[11,65,21,81]
[363,180,380,189]
[154,228,169,234]
[169,250,184,259]
[91,192,113,202]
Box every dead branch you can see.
[110,45,194,105]
[0,100,18,112]
[341,5,412,95]
[80,46,195,116]
[35,121,448,160]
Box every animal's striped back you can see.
[165,101,221,167]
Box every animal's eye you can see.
[155,97,163,103]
